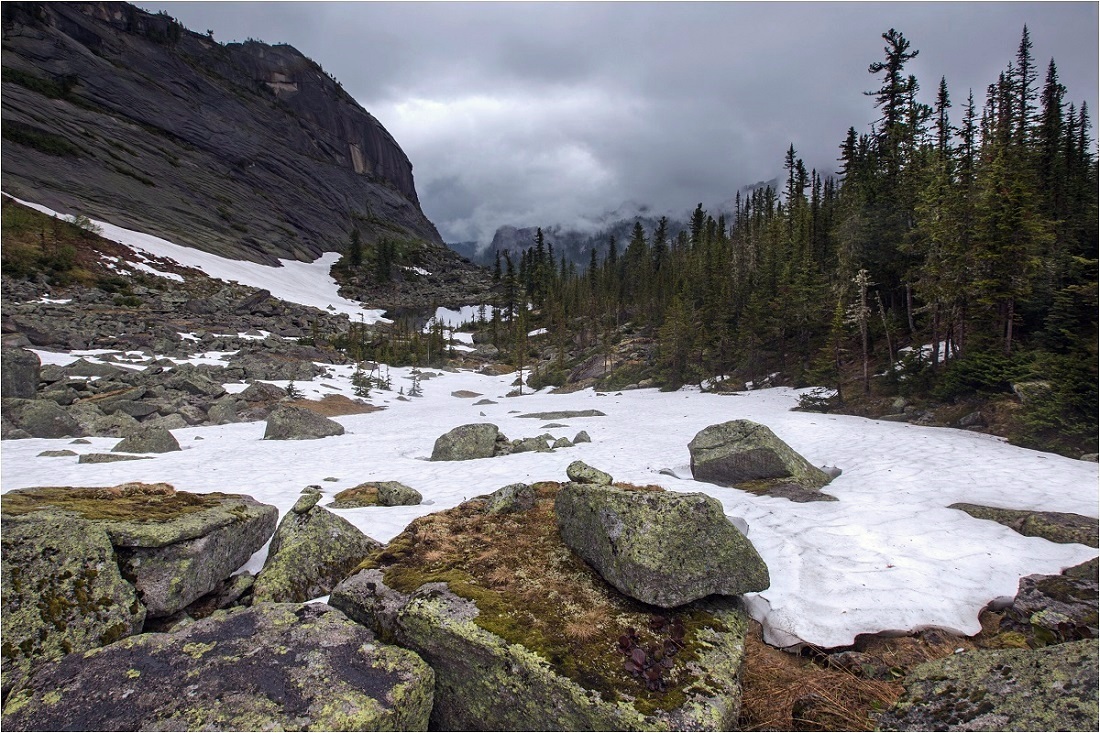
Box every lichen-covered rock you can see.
[263,404,345,440]
[392,584,746,731]
[0,511,146,701]
[1,398,82,439]
[518,409,607,420]
[513,436,552,453]
[239,380,287,402]
[252,504,381,604]
[430,423,507,461]
[877,640,1099,731]
[999,564,1098,647]
[330,568,410,638]
[3,483,277,618]
[1,348,39,399]
[950,503,1099,547]
[79,452,154,464]
[483,483,537,514]
[687,420,831,498]
[566,460,613,486]
[112,426,181,454]
[329,481,421,508]
[555,483,769,607]
[0,603,434,732]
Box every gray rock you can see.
[566,460,613,486]
[553,437,574,449]
[63,358,125,378]
[512,436,552,453]
[376,481,423,507]
[263,404,344,440]
[0,511,146,699]
[78,452,154,464]
[291,490,323,514]
[207,396,241,424]
[573,430,592,444]
[688,419,831,493]
[517,409,607,420]
[252,505,381,604]
[1,398,82,438]
[68,402,139,437]
[555,483,769,607]
[1012,380,1053,405]
[330,568,409,638]
[37,449,77,457]
[1081,453,1100,462]
[482,483,537,514]
[0,603,434,732]
[999,566,1098,647]
[112,426,181,454]
[430,422,506,461]
[1,347,39,398]
[239,380,287,402]
[950,503,1098,547]
[878,640,1098,731]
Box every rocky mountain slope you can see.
[1,1,450,268]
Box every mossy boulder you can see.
[877,640,1099,731]
[2,483,277,618]
[252,504,381,604]
[566,460,613,486]
[344,483,749,730]
[687,420,832,501]
[555,483,769,607]
[950,503,1099,547]
[0,511,146,702]
[112,426,181,454]
[430,422,508,461]
[0,603,434,731]
[263,404,344,440]
[330,481,422,508]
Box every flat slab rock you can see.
[877,640,1098,731]
[950,503,1099,547]
[0,603,434,732]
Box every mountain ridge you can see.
[1,1,445,267]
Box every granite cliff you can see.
[1,1,448,267]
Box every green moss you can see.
[2,484,224,522]
[376,482,734,715]
[331,484,380,508]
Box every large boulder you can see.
[687,420,831,500]
[2,483,277,618]
[1,348,39,398]
[335,485,749,730]
[252,501,381,604]
[0,511,146,700]
[0,603,434,732]
[430,422,508,461]
[877,640,1098,731]
[1,398,82,439]
[263,404,345,440]
[112,426,181,454]
[330,481,423,509]
[556,482,769,607]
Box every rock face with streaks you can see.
[1,2,444,265]
[0,603,435,732]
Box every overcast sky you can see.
[142,2,1098,245]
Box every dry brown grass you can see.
[287,394,383,417]
[738,623,903,731]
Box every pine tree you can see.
[348,229,363,268]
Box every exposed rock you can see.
[482,483,537,514]
[238,380,287,402]
[0,603,434,732]
[291,488,323,514]
[252,504,381,604]
[1,347,39,398]
[1,398,82,438]
[1012,380,1053,405]
[430,422,508,461]
[263,404,344,440]
[451,390,482,398]
[512,436,552,453]
[950,503,1098,547]
[68,402,139,437]
[0,511,146,700]
[999,563,1098,647]
[180,572,255,621]
[112,426,180,454]
[553,437,574,449]
[877,640,1098,731]
[574,430,592,444]
[329,481,422,509]
[566,460,613,486]
[555,483,769,607]
[518,409,607,420]
[78,452,153,464]
[37,449,76,457]
[688,420,832,501]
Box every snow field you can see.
[3,363,1096,649]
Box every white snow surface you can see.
[3,372,1096,649]
[6,196,389,324]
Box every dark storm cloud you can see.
[143,2,1098,244]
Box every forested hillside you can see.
[468,27,1098,455]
